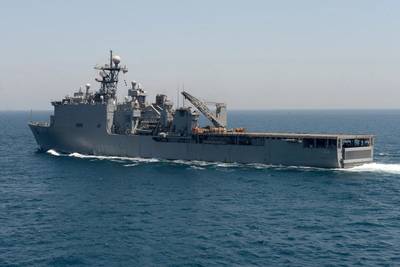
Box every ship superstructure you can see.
[29,51,374,168]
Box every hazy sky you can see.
[1,0,399,110]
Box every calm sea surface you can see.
[1,110,400,266]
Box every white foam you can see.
[123,163,139,167]
[47,149,60,156]
[216,162,241,168]
[45,149,400,174]
[172,159,216,167]
[190,166,205,170]
[46,150,159,163]
[68,152,160,163]
[346,163,400,175]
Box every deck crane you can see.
[181,91,226,128]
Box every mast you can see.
[94,50,128,102]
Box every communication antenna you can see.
[182,83,185,107]
[94,50,128,99]
[85,83,91,97]
[176,86,180,108]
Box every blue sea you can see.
[1,110,400,266]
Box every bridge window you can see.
[76,123,83,128]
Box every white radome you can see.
[112,55,121,65]
[85,83,91,89]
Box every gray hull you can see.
[28,52,374,169]
[29,123,373,168]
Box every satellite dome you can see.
[85,83,91,89]
[112,55,121,65]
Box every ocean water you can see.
[1,110,400,266]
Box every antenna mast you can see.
[94,50,128,102]
[177,87,180,108]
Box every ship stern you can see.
[339,136,374,168]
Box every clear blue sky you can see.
[1,0,399,110]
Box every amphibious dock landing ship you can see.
[29,51,374,168]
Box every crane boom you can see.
[181,91,226,128]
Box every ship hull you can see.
[29,123,373,168]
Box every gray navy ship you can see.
[29,51,374,168]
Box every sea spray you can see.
[46,149,400,175]
[47,149,60,156]
[346,163,400,175]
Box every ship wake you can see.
[47,149,159,163]
[46,149,400,174]
[345,163,400,175]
